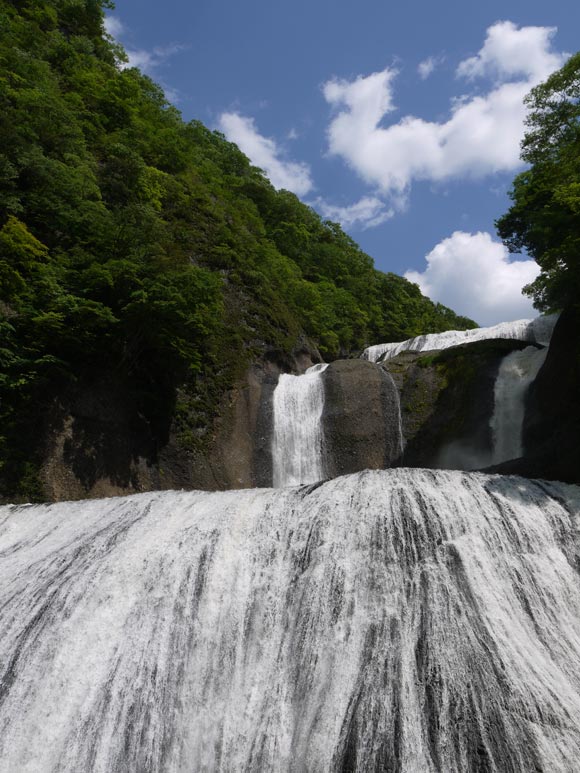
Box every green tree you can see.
[496,52,580,311]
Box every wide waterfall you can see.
[363,314,558,362]
[490,345,548,464]
[271,363,328,487]
[2,469,580,772]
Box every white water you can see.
[272,363,328,487]
[490,345,548,464]
[2,470,580,771]
[363,314,558,362]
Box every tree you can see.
[496,52,580,311]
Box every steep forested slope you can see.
[0,0,475,499]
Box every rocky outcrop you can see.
[489,305,580,485]
[382,339,536,470]
[33,344,321,502]
[321,359,402,478]
[20,312,579,501]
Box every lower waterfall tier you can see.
[2,469,580,772]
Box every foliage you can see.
[0,0,476,498]
[496,52,580,311]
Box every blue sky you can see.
[104,0,579,325]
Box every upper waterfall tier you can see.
[2,469,580,772]
[271,363,328,487]
[490,345,548,464]
[362,314,559,362]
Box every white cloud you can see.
[404,231,540,325]
[418,56,442,80]
[218,112,313,195]
[124,48,155,71]
[104,15,124,39]
[323,22,567,205]
[457,21,562,82]
[313,196,394,229]
[104,14,184,86]
[124,43,185,77]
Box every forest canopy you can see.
[0,0,476,498]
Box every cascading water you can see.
[490,345,548,464]
[363,314,558,362]
[271,363,328,487]
[2,469,580,772]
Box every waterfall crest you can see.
[490,345,548,464]
[363,314,558,362]
[271,363,328,487]
[2,469,580,772]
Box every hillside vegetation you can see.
[0,0,475,499]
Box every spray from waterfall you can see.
[271,363,328,487]
[490,346,548,464]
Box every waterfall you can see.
[2,469,580,772]
[363,314,559,362]
[490,346,548,464]
[271,363,328,487]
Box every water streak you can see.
[1,470,580,771]
[490,345,548,464]
[272,363,328,487]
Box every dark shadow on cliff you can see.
[55,373,172,492]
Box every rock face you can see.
[491,305,580,485]
[321,359,403,478]
[382,339,535,470]
[33,345,321,502]
[524,305,580,484]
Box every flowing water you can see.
[271,364,328,487]
[2,469,580,772]
[490,345,548,464]
[363,314,558,363]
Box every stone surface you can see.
[321,359,402,478]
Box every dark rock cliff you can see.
[320,359,402,478]
[32,345,321,502]
[489,305,580,485]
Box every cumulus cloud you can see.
[323,22,567,205]
[218,113,313,196]
[313,196,394,229]
[404,231,540,326]
[457,21,562,82]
